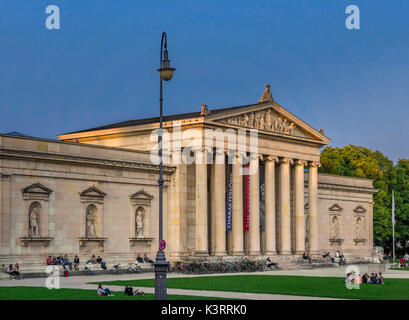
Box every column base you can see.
[295,250,306,255]
[279,250,292,255]
[248,251,261,256]
[195,251,209,257]
[232,251,245,256]
[214,251,227,257]
[264,251,277,256]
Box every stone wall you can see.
[0,134,174,266]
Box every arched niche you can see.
[20,183,53,247]
[129,189,154,247]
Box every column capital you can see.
[295,159,308,167]
[215,148,226,156]
[249,153,260,160]
[279,157,293,165]
[266,155,278,162]
[309,161,321,168]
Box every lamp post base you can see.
[154,249,170,300]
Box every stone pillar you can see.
[264,156,277,255]
[279,157,292,255]
[210,161,216,255]
[214,150,226,256]
[308,161,319,254]
[295,160,307,254]
[248,154,260,255]
[232,154,244,255]
[195,149,208,255]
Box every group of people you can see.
[6,263,20,280]
[46,254,108,271]
[322,251,346,265]
[86,255,107,269]
[345,272,384,285]
[46,255,80,271]
[136,253,154,264]
[96,284,145,297]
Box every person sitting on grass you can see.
[134,289,144,296]
[378,273,384,284]
[97,284,113,296]
[362,273,369,284]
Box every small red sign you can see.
[160,239,166,250]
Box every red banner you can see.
[244,163,249,231]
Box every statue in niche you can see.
[136,208,144,238]
[331,216,338,238]
[356,217,363,239]
[86,205,97,238]
[29,203,40,237]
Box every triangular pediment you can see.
[130,189,153,200]
[206,102,330,144]
[22,183,53,195]
[80,186,106,197]
[329,203,343,211]
[354,205,367,214]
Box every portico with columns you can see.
[56,84,375,262]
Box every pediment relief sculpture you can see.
[221,109,300,136]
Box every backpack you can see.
[124,286,133,296]
[64,270,70,277]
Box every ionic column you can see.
[265,156,277,255]
[279,157,292,255]
[248,154,260,255]
[295,160,307,254]
[308,161,319,254]
[232,153,244,255]
[214,149,226,256]
[195,149,208,255]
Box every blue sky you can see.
[0,0,408,161]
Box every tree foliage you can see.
[319,145,409,253]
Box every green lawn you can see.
[390,268,409,271]
[0,286,229,300]
[96,275,409,300]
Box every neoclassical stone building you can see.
[0,86,376,266]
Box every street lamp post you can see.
[154,32,175,300]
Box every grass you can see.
[0,286,230,300]
[96,274,409,300]
[390,267,409,271]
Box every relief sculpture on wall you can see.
[225,109,296,135]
